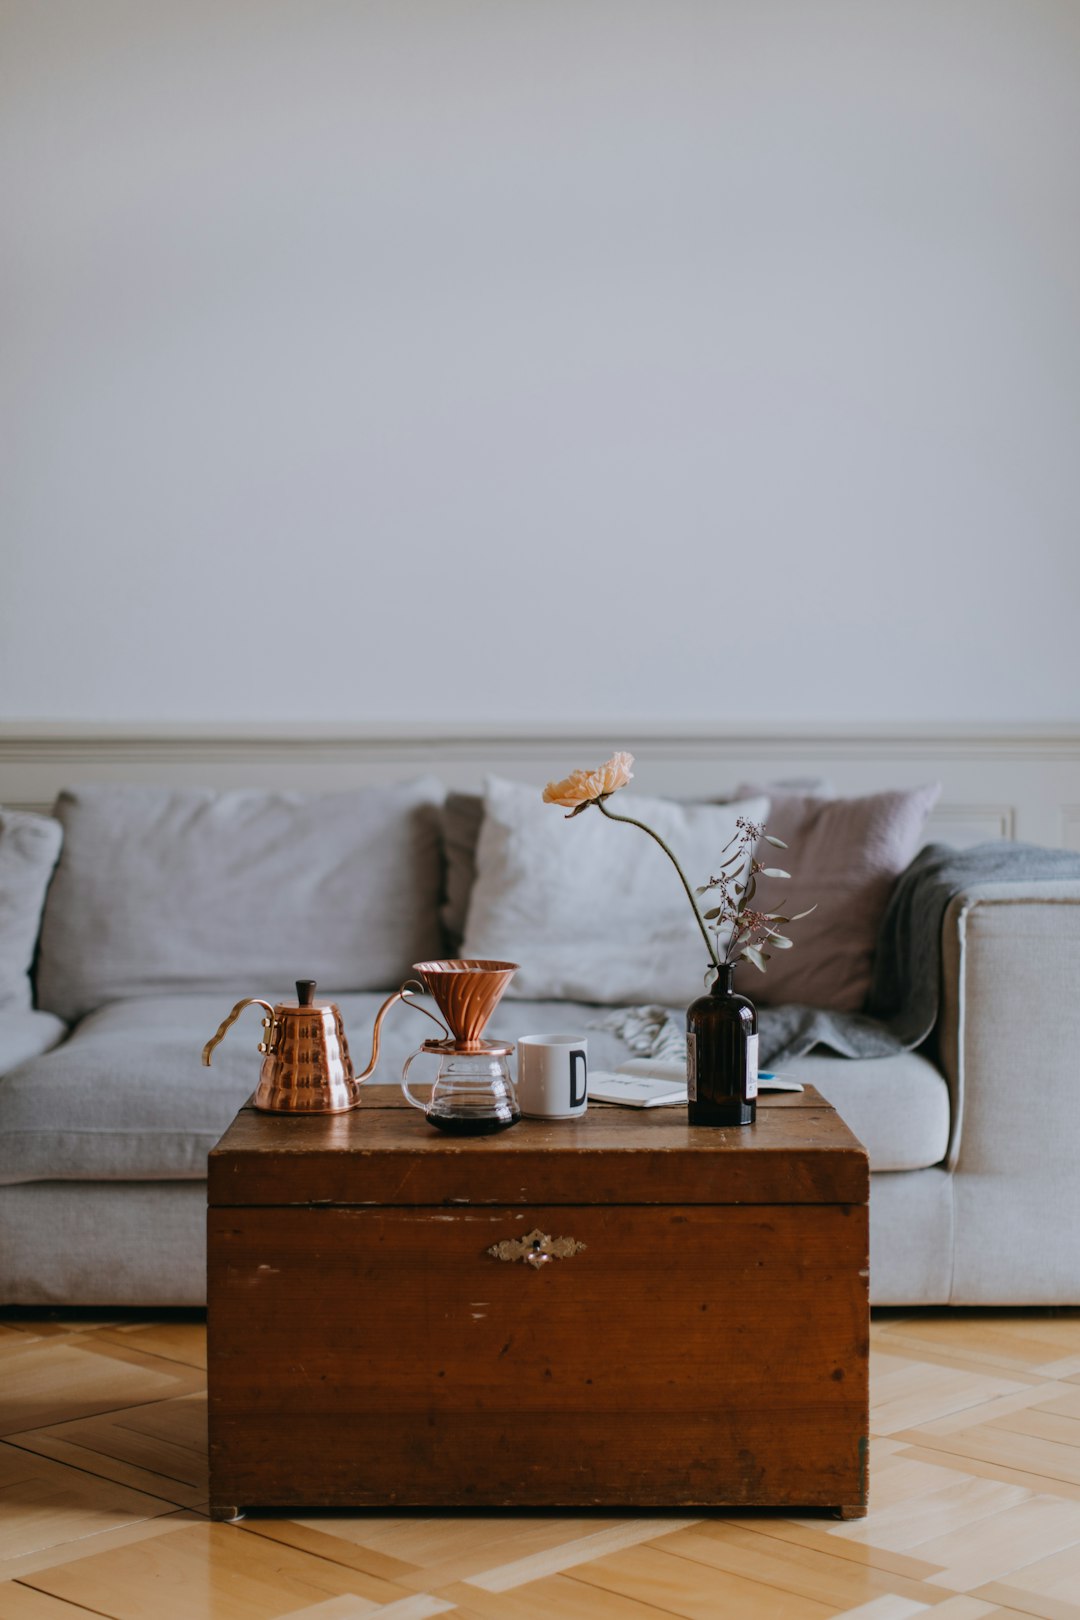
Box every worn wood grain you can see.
[207,1200,868,1512]
[208,1087,868,1208]
[206,1085,869,1516]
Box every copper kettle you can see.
[201,977,444,1113]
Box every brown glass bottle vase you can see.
[686,962,758,1126]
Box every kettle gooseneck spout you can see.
[354,979,449,1081]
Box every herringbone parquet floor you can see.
[4,1310,1080,1619]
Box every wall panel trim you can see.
[1,723,1077,848]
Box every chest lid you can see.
[209,1088,868,1208]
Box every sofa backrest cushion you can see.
[0,809,64,1011]
[35,781,446,1023]
[733,782,941,1012]
[459,775,769,1005]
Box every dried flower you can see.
[542,751,634,812]
[543,749,722,967]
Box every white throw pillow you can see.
[461,776,770,1005]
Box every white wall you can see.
[2,0,1079,727]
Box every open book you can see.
[589,1057,803,1109]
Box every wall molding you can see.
[1,723,1077,847]
[1,722,1079,761]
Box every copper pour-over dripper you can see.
[402,960,521,1134]
[412,959,518,1053]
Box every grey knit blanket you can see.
[601,841,1080,1068]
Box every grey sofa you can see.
[2,784,1079,1308]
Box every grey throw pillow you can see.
[0,809,64,1011]
[36,781,446,1023]
[441,791,485,950]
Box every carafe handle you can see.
[397,979,450,1110]
[401,1047,430,1112]
[202,998,278,1067]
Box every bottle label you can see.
[686,1032,697,1101]
[746,1033,759,1100]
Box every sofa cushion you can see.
[35,781,447,1024]
[0,991,647,1184]
[0,992,948,1183]
[0,995,279,1184]
[734,783,941,1012]
[783,1048,949,1173]
[0,808,63,1010]
[461,775,769,1005]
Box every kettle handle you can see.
[202,998,277,1067]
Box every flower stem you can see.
[595,797,720,970]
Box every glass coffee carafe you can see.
[401,959,520,1135]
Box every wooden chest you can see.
[207,1088,869,1517]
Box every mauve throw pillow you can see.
[0,809,64,1011]
[461,775,769,1005]
[733,783,941,1012]
[36,781,446,1024]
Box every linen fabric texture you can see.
[734,782,942,1011]
[0,809,63,1010]
[0,989,946,1187]
[35,781,446,1024]
[460,775,769,1005]
[0,1009,67,1075]
[0,990,675,1183]
[0,1181,209,1307]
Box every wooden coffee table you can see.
[207,1087,869,1517]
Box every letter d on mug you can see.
[516,1035,588,1120]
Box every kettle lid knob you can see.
[296,979,317,1006]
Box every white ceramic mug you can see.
[516,1034,588,1120]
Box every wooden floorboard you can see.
[2,1311,1080,1618]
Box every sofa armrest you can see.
[0,1009,67,1077]
[939,880,1080,1173]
